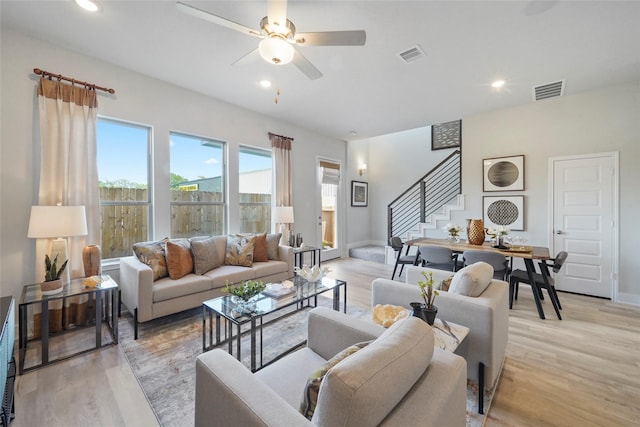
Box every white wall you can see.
[0,29,346,301]
[351,81,640,304]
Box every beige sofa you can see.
[120,234,294,339]
[372,264,509,414]
[195,307,467,426]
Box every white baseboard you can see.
[615,292,640,307]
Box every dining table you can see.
[406,237,552,319]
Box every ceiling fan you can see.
[176,1,366,80]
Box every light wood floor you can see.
[12,257,640,426]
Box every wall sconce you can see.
[358,163,367,176]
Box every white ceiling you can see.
[3,1,640,140]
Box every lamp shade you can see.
[272,206,294,224]
[259,37,295,65]
[27,205,88,238]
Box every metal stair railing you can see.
[387,150,461,242]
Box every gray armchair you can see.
[372,265,509,414]
[195,307,467,427]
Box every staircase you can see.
[387,150,463,242]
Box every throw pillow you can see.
[449,261,493,297]
[299,341,370,420]
[165,239,194,280]
[190,236,222,275]
[371,304,409,328]
[132,239,168,281]
[253,233,268,262]
[265,233,282,260]
[224,234,257,267]
[440,275,454,292]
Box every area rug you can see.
[348,245,386,264]
[119,299,495,427]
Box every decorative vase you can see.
[82,245,102,277]
[410,302,438,326]
[467,219,485,245]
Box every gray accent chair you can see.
[372,265,509,414]
[462,250,510,281]
[418,245,460,271]
[195,307,467,427]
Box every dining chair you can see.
[389,236,418,280]
[418,245,460,272]
[509,251,568,320]
[462,250,510,281]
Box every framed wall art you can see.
[431,119,461,150]
[351,181,368,207]
[483,195,525,231]
[483,155,524,191]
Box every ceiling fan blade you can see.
[295,30,366,46]
[267,0,288,28]
[176,2,262,38]
[231,48,260,67]
[292,49,323,80]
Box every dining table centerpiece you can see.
[487,225,510,249]
[442,222,463,243]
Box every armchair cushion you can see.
[312,317,434,427]
[449,261,493,297]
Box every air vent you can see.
[397,45,426,64]
[533,80,565,101]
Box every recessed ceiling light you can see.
[259,80,272,88]
[349,131,358,136]
[75,0,100,12]
[491,80,506,89]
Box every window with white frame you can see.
[97,117,152,259]
[170,132,226,238]
[239,146,272,234]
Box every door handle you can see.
[555,230,563,235]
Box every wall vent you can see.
[533,80,565,101]
[397,45,426,64]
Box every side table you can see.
[18,274,119,374]
[293,246,321,269]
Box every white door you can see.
[318,159,341,261]
[550,152,618,298]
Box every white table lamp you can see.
[28,205,88,283]
[272,206,294,246]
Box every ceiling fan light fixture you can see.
[259,37,294,65]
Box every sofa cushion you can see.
[266,233,282,260]
[449,261,493,297]
[253,233,269,262]
[165,239,194,280]
[300,341,370,420]
[440,275,454,292]
[190,236,222,275]
[312,317,434,427]
[225,234,257,267]
[205,265,257,289]
[132,239,168,281]
[152,274,212,303]
[250,260,289,278]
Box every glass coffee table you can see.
[202,276,347,372]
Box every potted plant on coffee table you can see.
[224,280,266,313]
[41,254,68,295]
[410,271,439,325]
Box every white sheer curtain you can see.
[33,77,100,333]
[270,132,293,207]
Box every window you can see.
[170,132,225,238]
[239,146,272,234]
[97,118,152,259]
